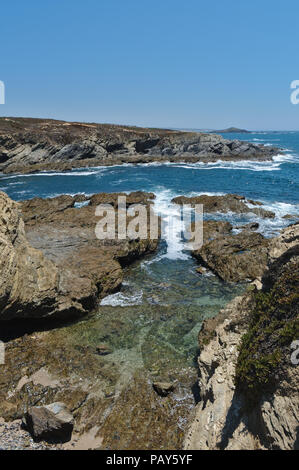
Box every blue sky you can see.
[0,0,299,130]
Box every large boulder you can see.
[153,382,175,397]
[193,231,270,282]
[23,402,74,442]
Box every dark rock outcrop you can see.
[0,118,280,174]
[172,193,275,219]
[237,222,259,231]
[22,402,74,442]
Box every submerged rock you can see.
[237,222,259,231]
[23,402,74,442]
[153,382,175,397]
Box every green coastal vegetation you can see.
[235,247,299,398]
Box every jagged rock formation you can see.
[184,223,299,450]
[172,193,275,219]
[0,191,159,322]
[0,118,280,174]
[175,194,276,282]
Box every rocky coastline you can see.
[184,223,299,450]
[0,188,298,450]
[172,193,276,282]
[0,118,280,174]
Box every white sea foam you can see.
[243,199,299,237]
[1,151,296,183]
[100,290,143,306]
[153,159,283,172]
[0,167,109,180]
[153,189,190,261]
[273,153,298,163]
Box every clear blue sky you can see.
[1,0,299,130]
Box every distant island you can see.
[211,127,251,134]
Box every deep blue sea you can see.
[1,131,298,206]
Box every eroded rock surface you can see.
[0,192,60,321]
[177,194,294,282]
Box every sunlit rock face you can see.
[0,191,159,322]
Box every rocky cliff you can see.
[0,191,159,322]
[184,223,299,450]
[0,118,279,174]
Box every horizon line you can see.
[0,114,298,133]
